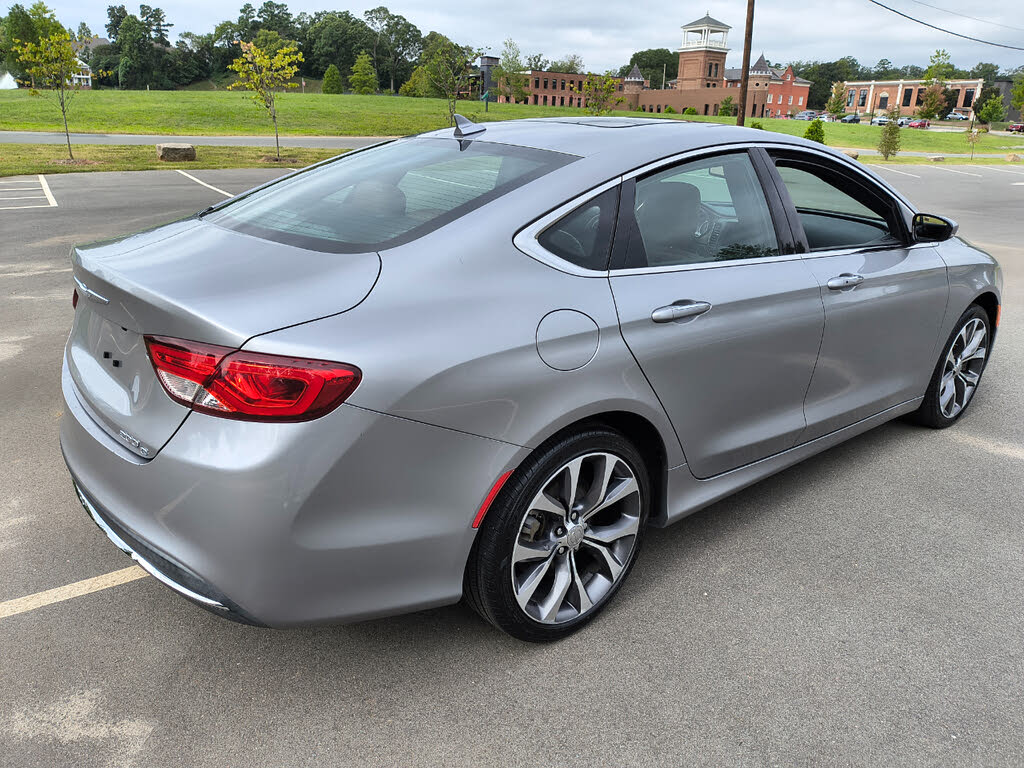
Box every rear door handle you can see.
[826,273,865,290]
[651,301,712,323]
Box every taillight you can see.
[145,336,360,422]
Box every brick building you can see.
[501,14,793,119]
[723,54,811,118]
[841,77,985,118]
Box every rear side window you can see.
[205,139,575,253]
[537,187,619,270]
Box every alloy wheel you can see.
[939,318,987,419]
[510,452,641,625]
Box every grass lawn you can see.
[1,90,1021,157]
[0,143,343,177]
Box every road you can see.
[0,131,392,148]
[0,163,1022,767]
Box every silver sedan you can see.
[61,117,1001,641]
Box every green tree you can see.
[116,14,152,89]
[321,62,342,93]
[873,58,897,79]
[924,49,954,87]
[228,40,303,160]
[140,5,173,47]
[304,11,374,87]
[976,94,1007,124]
[803,117,825,144]
[493,37,528,103]
[398,64,437,97]
[422,35,481,125]
[1012,76,1024,114]
[548,54,584,74]
[349,51,377,94]
[618,48,677,88]
[2,1,63,80]
[76,22,92,40]
[877,108,901,160]
[14,31,82,160]
[682,106,697,115]
[572,73,623,116]
[917,84,948,120]
[825,80,846,119]
[256,1,294,37]
[718,94,735,117]
[363,7,421,93]
[525,52,548,71]
[105,4,128,40]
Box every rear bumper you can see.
[60,359,524,627]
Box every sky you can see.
[40,0,1024,74]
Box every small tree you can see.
[349,51,377,95]
[719,95,735,117]
[494,38,529,104]
[228,41,303,161]
[966,127,981,160]
[917,84,948,120]
[825,81,846,120]
[571,73,623,116]
[682,106,698,115]
[877,108,901,160]
[975,94,1006,125]
[14,31,81,161]
[322,63,343,94]
[1012,75,1024,115]
[423,38,481,126]
[803,117,825,144]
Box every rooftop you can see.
[682,13,731,30]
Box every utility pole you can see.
[736,0,755,126]
[662,62,667,90]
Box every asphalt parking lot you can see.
[1,161,1022,767]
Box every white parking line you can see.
[926,166,983,178]
[978,166,1024,176]
[176,169,232,198]
[0,566,148,621]
[867,165,921,178]
[0,175,57,211]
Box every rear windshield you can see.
[204,138,576,253]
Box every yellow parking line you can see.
[0,566,148,621]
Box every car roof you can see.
[418,116,812,165]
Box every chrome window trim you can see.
[514,140,919,278]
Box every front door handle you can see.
[826,273,865,290]
[651,301,712,323]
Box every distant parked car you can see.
[841,114,860,123]
[794,110,817,121]
[1007,123,1024,133]
[908,118,930,129]
[946,113,969,121]
[897,117,911,127]
[871,116,889,125]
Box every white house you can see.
[71,59,92,89]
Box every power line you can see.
[904,0,1024,35]
[865,0,1024,51]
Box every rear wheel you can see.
[465,428,649,641]
[913,305,991,428]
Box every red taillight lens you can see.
[145,336,361,422]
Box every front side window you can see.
[859,89,867,106]
[206,139,573,253]
[624,152,779,268]
[537,187,619,270]
[772,156,901,251]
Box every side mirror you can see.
[913,213,958,242]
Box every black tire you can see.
[912,304,991,428]
[464,427,650,642]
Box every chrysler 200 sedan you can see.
[61,117,1001,641]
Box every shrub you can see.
[750,120,764,130]
[877,109,901,159]
[321,64,343,94]
[664,105,676,114]
[803,118,825,144]
[682,106,698,115]
[349,52,377,95]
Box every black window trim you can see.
[763,147,913,256]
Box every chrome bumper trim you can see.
[74,484,227,610]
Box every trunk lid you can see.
[66,219,381,459]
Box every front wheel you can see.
[465,428,650,642]
[913,304,991,428]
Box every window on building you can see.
[847,90,855,107]
[713,103,719,115]
[560,79,565,90]
[543,78,548,89]
[705,83,710,88]
[559,96,564,106]
[704,103,709,115]
[712,83,717,88]
[858,89,867,107]
[707,63,713,78]
[916,88,924,106]
[534,78,539,88]
[543,95,548,105]
[902,88,912,107]
[533,94,538,105]
[788,95,793,105]
[767,93,773,104]
[964,88,975,108]
[798,96,803,105]
[950,89,960,107]
[626,152,779,267]
[772,157,900,251]
[878,95,887,109]
[714,63,719,77]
